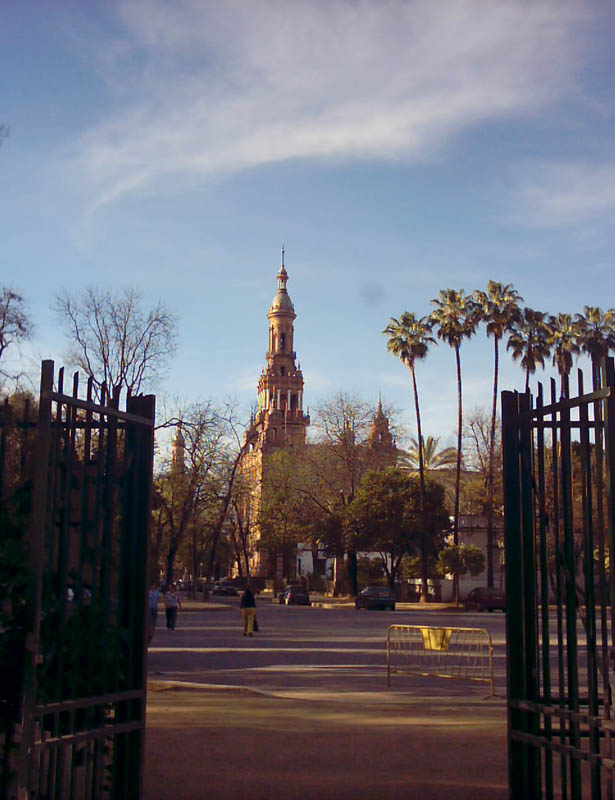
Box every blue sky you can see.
[2,0,614,448]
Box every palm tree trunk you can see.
[454,344,462,605]
[412,365,429,602]
[411,365,426,496]
[487,337,498,588]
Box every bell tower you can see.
[250,248,310,451]
[240,250,310,578]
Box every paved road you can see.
[148,598,508,698]
[144,600,509,799]
[144,599,603,798]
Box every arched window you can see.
[280,332,286,351]
[280,366,286,376]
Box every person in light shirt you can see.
[164,584,182,630]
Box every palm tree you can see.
[399,435,457,472]
[506,307,551,391]
[384,313,435,496]
[429,289,480,573]
[473,281,522,587]
[574,306,615,381]
[548,313,582,396]
[384,312,435,601]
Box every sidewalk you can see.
[177,592,465,613]
[144,681,508,800]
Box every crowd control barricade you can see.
[386,624,495,697]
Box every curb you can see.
[148,679,276,698]
[155,603,232,613]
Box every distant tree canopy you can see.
[257,449,313,581]
[437,544,485,581]
[54,286,178,398]
[346,468,449,590]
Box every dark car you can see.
[278,585,310,606]
[212,580,238,596]
[355,585,396,611]
[463,587,506,612]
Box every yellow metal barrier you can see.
[386,624,495,696]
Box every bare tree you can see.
[311,393,380,595]
[227,475,255,578]
[0,288,33,384]
[155,401,227,588]
[54,287,177,397]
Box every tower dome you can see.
[269,253,295,315]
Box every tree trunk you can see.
[165,544,177,589]
[412,365,429,601]
[486,337,498,588]
[203,442,249,591]
[420,535,429,603]
[310,543,320,589]
[333,556,344,596]
[347,551,358,596]
[242,541,251,578]
[454,344,463,605]
[150,508,164,585]
[190,528,198,599]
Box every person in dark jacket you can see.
[240,586,256,636]
[165,583,182,630]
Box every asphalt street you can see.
[144,599,510,799]
[147,597,508,697]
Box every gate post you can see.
[18,360,54,797]
[502,390,541,799]
[502,390,524,799]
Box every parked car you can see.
[355,585,396,611]
[278,585,310,606]
[212,581,238,596]
[463,587,506,612]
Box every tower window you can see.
[280,333,286,351]
[280,366,286,376]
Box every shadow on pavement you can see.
[144,683,508,800]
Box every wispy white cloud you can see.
[73,0,588,209]
[513,160,615,228]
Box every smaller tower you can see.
[171,419,186,476]
[367,395,397,468]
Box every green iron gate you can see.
[502,360,615,799]
[1,360,155,799]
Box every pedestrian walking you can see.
[165,583,182,630]
[240,585,256,636]
[148,583,161,643]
